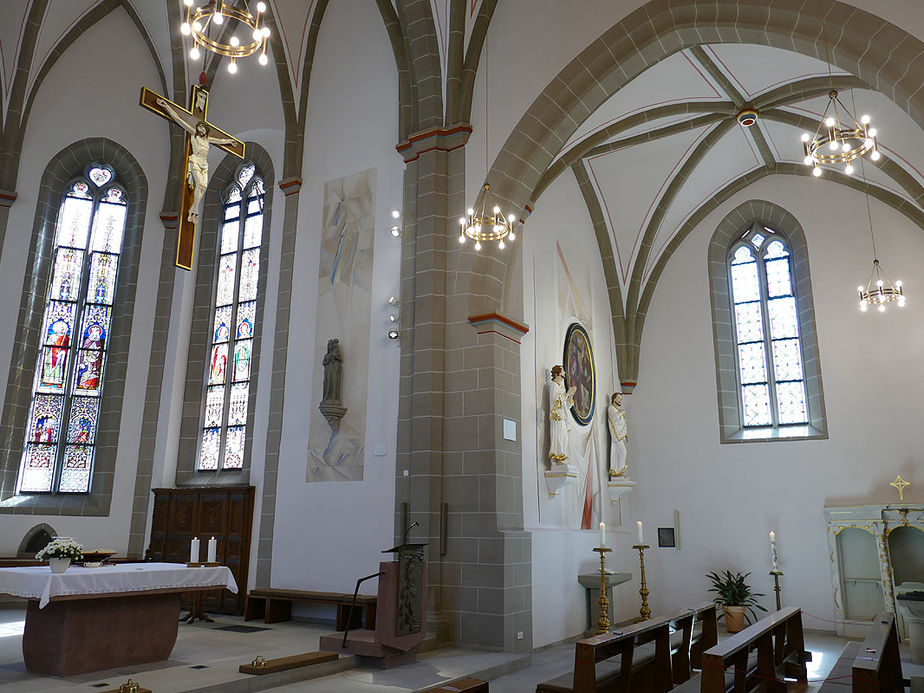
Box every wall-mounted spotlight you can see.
[387,296,399,306]
[390,225,401,237]
[391,209,401,219]
[389,314,398,322]
[387,329,399,340]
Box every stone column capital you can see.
[468,313,530,344]
[0,190,17,208]
[159,212,179,230]
[396,124,472,164]
[279,177,302,196]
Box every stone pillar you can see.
[395,126,531,652]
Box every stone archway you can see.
[17,523,57,558]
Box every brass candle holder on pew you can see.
[633,544,651,620]
[592,547,612,634]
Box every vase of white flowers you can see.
[35,537,83,574]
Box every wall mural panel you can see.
[306,169,376,482]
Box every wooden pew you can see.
[244,588,377,630]
[682,603,719,680]
[698,606,808,693]
[852,612,903,693]
[536,607,698,693]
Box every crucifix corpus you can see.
[140,83,244,269]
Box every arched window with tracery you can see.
[18,165,128,493]
[729,226,808,428]
[198,162,264,471]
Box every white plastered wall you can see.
[269,0,404,598]
[0,8,168,552]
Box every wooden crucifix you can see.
[140,84,245,270]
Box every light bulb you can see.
[508,231,516,241]
[861,115,870,124]
[180,22,191,35]
[498,240,505,249]
[192,20,202,32]
[869,128,877,137]
[898,297,906,307]
[254,28,263,41]
[189,46,201,59]
[258,53,268,66]
[230,35,240,47]
[828,140,839,151]
[857,286,865,293]
[871,151,881,161]
[842,142,851,152]
[493,225,502,234]
[803,155,813,166]
[262,26,271,38]
[492,206,500,214]
[877,279,884,287]
[227,60,237,74]
[391,209,400,219]
[508,214,515,223]
[844,164,854,175]
[825,117,835,127]
[865,138,873,148]
[458,217,466,225]
[390,225,400,237]
[878,304,886,312]
[860,302,868,311]
[801,133,810,142]
[458,234,466,244]
[467,208,474,216]
[812,167,822,177]
[213,11,223,25]
[475,241,482,251]
[896,280,903,287]
[257,1,267,11]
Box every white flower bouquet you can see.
[35,537,84,561]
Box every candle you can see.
[190,537,200,563]
[769,530,779,571]
[637,521,644,545]
[599,522,606,547]
[207,536,217,563]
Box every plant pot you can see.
[723,605,746,633]
[48,557,71,574]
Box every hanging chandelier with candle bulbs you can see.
[180,0,271,73]
[459,184,517,251]
[857,260,904,312]
[801,90,880,177]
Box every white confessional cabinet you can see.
[824,503,924,639]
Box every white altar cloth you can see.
[0,562,237,608]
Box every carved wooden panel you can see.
[147,486,254,615]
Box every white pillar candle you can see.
[769,530,779,571]
[599,522,606,547]
[190,537,200,563]
[637,521,644,545]
[207,536,217,563]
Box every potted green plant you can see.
[706,570,767,633]
[35,537,83,574]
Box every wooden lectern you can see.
[320,542,427,667]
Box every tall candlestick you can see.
[207,536,217,563]
[637,521,644,545]
[599,522,606,547]
[769,530,779,571]
[190,537,200,563]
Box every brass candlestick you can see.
[633,544,651,620]
[593,547,612,633]
[770,570,783,610]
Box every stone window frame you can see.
[175,145,274,486]
[708,200,827,443]
[0,138,148,514]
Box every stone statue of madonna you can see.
[548,365,576,462]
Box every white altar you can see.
[824,504,924,639]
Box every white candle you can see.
[599,522,606,547]
[769,530,779,571]
[637,521,644,545]
[190,537,200,563]
[207,536,217,563]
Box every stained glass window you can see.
[729,226,808,429]
[17,166,127,493]
[197,164,264,472]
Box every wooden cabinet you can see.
[825,504,924,639]
[147,486,254,615]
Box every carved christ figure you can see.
[548,365,576,462]
[608,392,628,478]
[156,97,234,223]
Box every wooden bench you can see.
[683,603,719,679]
[818,612,903,693]
[244,588,377,630]
[680,606,808,693]
[537,603,716,693]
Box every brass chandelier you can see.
[856,165,904,313]
[459,184,517,251]
[180,0,271,73]
[801,90,879,177]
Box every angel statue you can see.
[548,365,576,462]
[608,392,629,478]
[156,97,235,223]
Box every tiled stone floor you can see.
[0,604,920,692]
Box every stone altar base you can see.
[23,593,181,676]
